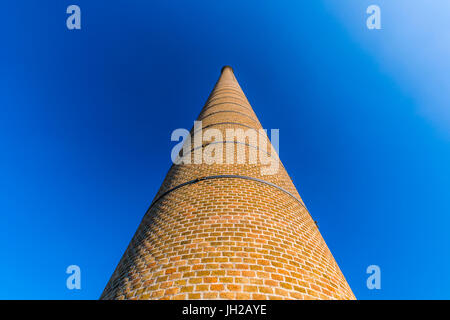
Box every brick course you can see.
[100,66,355,300]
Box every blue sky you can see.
[0,1,449,299]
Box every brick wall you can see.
[100,66,355,300]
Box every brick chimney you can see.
[101,66,355,300]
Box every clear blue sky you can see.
[1,1,449,299]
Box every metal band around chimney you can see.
[199,110,259,124]
[203,102,253,112]
[146,175,309,217]
[208,87,243,96]
[191,122,256,136]
[206,93,249,103]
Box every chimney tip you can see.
[221,65,234,74]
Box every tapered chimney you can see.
[101,67,355,300]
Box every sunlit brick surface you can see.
[101,66,355,300]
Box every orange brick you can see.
[243,285,258,293]
[204,277,218,283]
[227,284,241,292]
[204,292,219,299]
[236,293,251,300]
[210,284,224,291]
[219,292,235,299]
